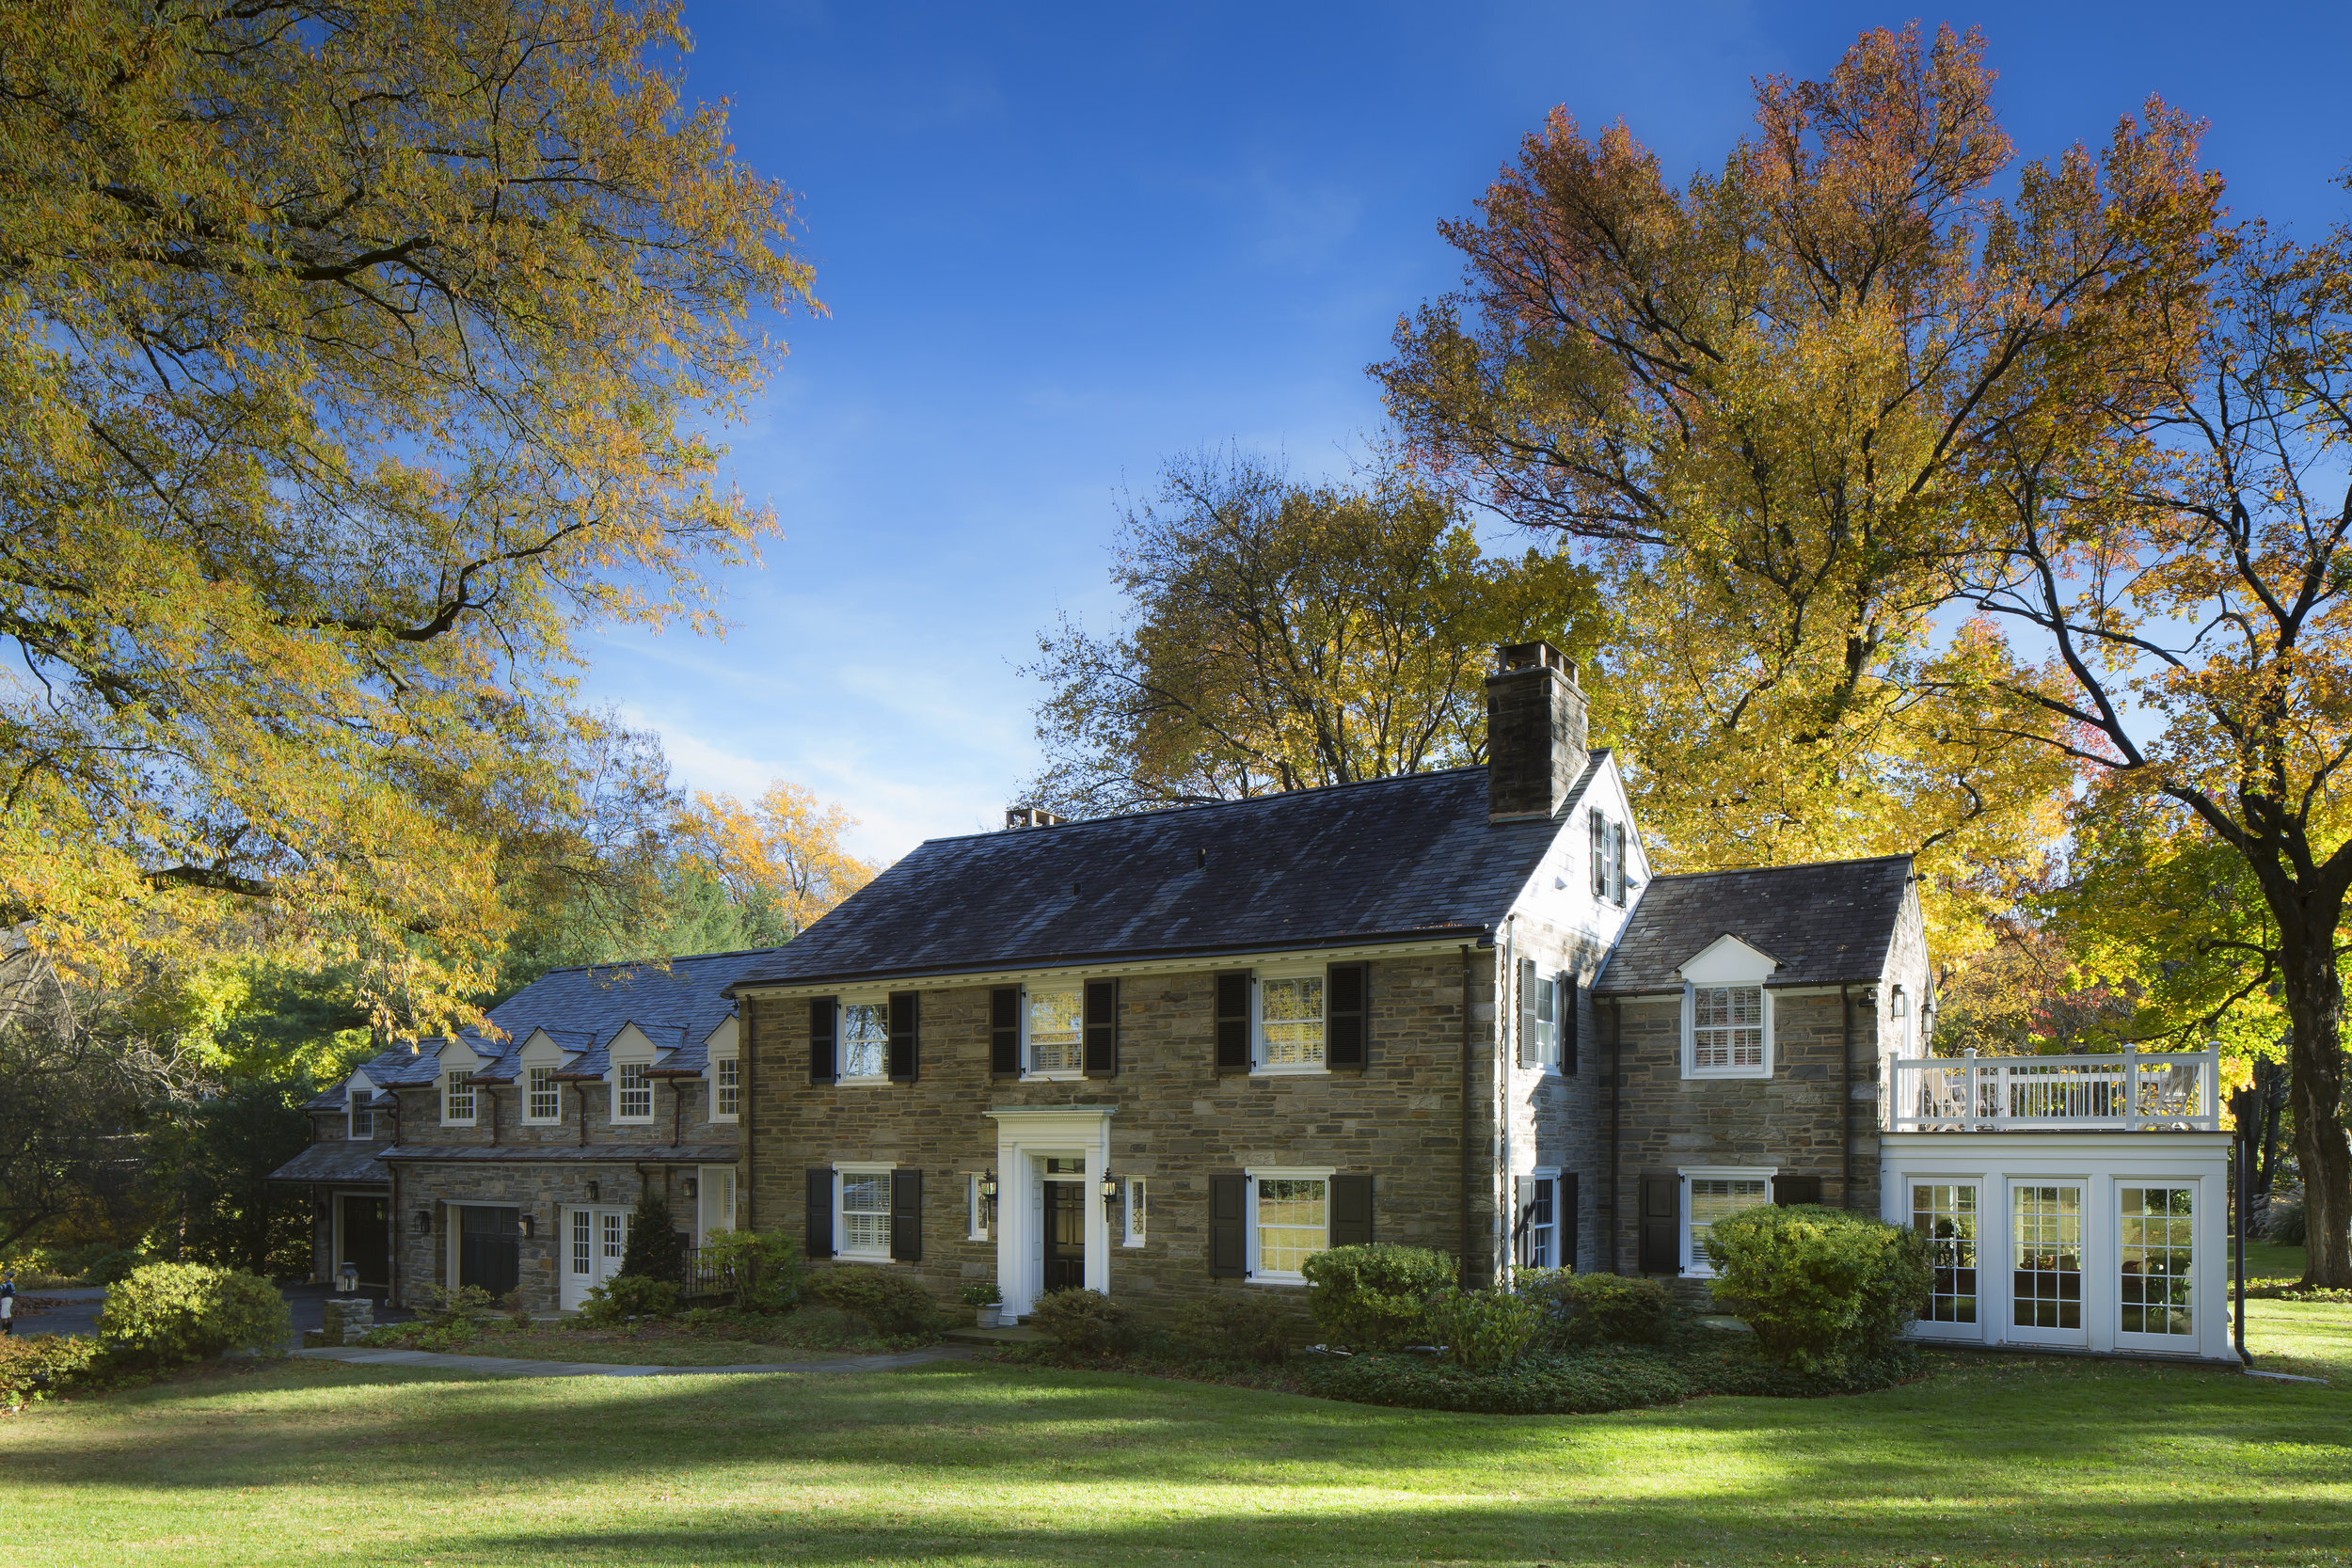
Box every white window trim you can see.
[837,992,892,1084]
[834,1162,895,1261]
[1682,982,1773,1080]
[1250,967,1331,1077]
[440,1068,477,1128]
[1020,980,1087,1082]
[1520,1166,1561,1271]
[708,1053,739,1122]
[1678,1164,1776,1276]
[1529,970,1565,1074]
[966,1173,990,1242]
[521,1063,564,1125]
[1122,1177,1148,1247]
[697,1164,738,1244]
[346,1094,373,1140]
[609,1056,656,1124]
[1244,1164,1337,1284]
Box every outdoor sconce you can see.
[1099,1172,1120,1221]
[683,1177,699,1200]
[337,1261,358,1295]
[586,1180,600,1203]
[978,1170,999,1227]
[1891,985,1910,1019]
[412,1209,432,1236]
[521,1214,535,1240]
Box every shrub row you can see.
[0,1335,103,1405]
[1295,1340,1922,1416]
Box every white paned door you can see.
[560,1205,632,1311]
[2006,1181,2088,1347]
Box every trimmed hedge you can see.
[1298,1244,1455,1350]
[1706,1204,1931,1375]
[804,1265,940,1338]
[93,1262,291,1366]
[1517,1269,1673,1348]
[1029,1289,1134,1354]
[1299,1346,1693,1415]
[1424,1288,1541,1371]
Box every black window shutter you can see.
[1083,978,1119,1077]
[1590,809,1607,896]
[1773,1173,1822,1207]
[1326,962,1368,1069]
[804,1167,834,1259]
[1563,1172,1581,1273]
[990,987,1021,1077]
[808,998,837,1085]
[1329,1173,1373,1246]
[1636,1174,1680,1275]
[1517,958,1537,1069]
[1213,971,1250,1073]
[891,1168,924,1260]
[1613,821,1628,906]
[1563,974,1580,1076]
[887,990,919,1083]
[1207,1173,1247,1276]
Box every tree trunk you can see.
[2277,916,2352,1287]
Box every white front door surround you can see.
[986,1106,1115,1320]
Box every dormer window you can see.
[712,1055,739,1119]
[525,1065,562,1123]
[346,1088,373,1140]
[441,1069,476,1126]
[612,1059,652,1122]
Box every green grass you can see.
[1,1297,2345,1568]
[398,1323,912,1367]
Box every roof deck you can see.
[1887,1049,2220,1132]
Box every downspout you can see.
[672,1079,683,1148]
[741,998,755,1232]
[1498,914,1517,1288]
[1840,984,1854,1207]
[1458,944,1475,1291]
[1608,996,1623,1275]
[384,1091,401,1308]
[489,1081,500,1147]
[579,1078,589,1147]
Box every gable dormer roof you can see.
[1595,855,1914,996]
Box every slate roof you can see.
[731,761,1609,991]
[266,1141,391,1184]
[373,1142,739,1164]
[1594,855,1915,995]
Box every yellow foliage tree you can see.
[0,1,815,1036]
[675,784,879,940]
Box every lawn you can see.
[2,1294,2345,1568]
[363,1307,927,1367]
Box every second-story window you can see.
[442,1069,475,1125]
[526,1066,561,1122]
[840,999,890,1080]
[713,1056,739,1119]
[1692,985,1767,1072]
[614,1060,652,1121]
[347,1093,373,1140]
[1257,973,1326,1069]
[1026,985,1083,1074]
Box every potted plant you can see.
[960,1281,1004,1328]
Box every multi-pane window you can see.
[2011,1184,2083,1330]
[2120,1186,2193,1337]
[348,1090,373,1139]
[1692,986,1765,1070]
[1527,969,1560,1069]
[614,1060,651,1120]
[1259,975,1326,1069]
[1521,1176,1557,1268]
[600,1211,628,1262]
[1026,987,1083,1073]
[527,1066,561,1122]
[840,1171,892,1256]
[1254,1176,1328,1276]
[1911,1183,1979,1323]
[443,1069,475,1124]
[713,1057,739,1118]
[1688,1177,1770,1272]
[571,1210,592,1276]
[841,1002,889,1079]
[1123,1178,1148,1246]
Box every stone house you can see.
[269,950,765,1311]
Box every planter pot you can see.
[976,1305,1002,1329]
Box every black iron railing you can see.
[679,1246,752,1303]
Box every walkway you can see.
[291,1343,975,1378]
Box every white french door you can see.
[559,1205,632,1311]
[2007,1181,2087,1347]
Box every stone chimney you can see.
[1005,806,1063,830]
[1485,641,1588,822]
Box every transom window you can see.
[839,1170,892,1258]
[1026,986,1083,1073]
[1692,986,1765,1071]
[526,1066,561,1122]
[614,1060,652,1121]
[442,1069,475,1124]
[841,1000,889,1080]
[1687,1175,1770,1275]
[1911,1182,1979,1323]
[1252,1175,1328,1278]
[1258,974,1326,1069]
[713,1056,739,1119]
[2120,1186,2193,1337]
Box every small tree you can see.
[619,1192,688,1284]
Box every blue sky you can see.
[581,1,2352,865]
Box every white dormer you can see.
[345,1070,377,1140]
[516,1028,568,1124]
[1677,935,1780,1081]
[703,1015,740,1123]
[606,1023,658,1125]
[438,1039,482,1127]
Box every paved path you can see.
[292,1344,975,1378]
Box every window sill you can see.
[1248,1066,1329,1078]
[709,1116,739,1125]
[1022,1070,1085,1083]
[836,1075,893,1086]
[439,1120,476,1129]
[1683,1066,1771,1081]
[835,1249,891,1264]
[608,1119,656,1128]
[1244,1274,1307,1287]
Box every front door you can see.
[1041,1180,1086,1292]
[339,1196,389,1290]
[561,1206,632,1311]
[458,1206,520,1299]
[2008,1181,2087,1346]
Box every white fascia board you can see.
[1676,933,1782,984]
[734,937,1475,1001]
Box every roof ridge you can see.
[1640,852,1914,884]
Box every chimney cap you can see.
[1005,806,1063,830]
[1494,641,1576,681]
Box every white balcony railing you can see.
[1887,1048,2220,1132]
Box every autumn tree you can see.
[1374,24,2212,956]
[0,0,814,1038]
[674,783,879,940]
[1025,452,1604,814]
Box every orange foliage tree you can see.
[675,784,879,940]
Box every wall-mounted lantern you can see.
[978,1169,999,1227]
[1891,985,1910,1019]
[412,1209,432,1236]
[521,1214,536,1240]
[1099,1171,1120,1221]
[586,1180,601,1203]
[683,1177,699,1201]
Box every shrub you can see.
[1027,1289,1134,1354]
[1172,1294,1296,1364]
[94,1262,292,1366]
[577,1275,680,1324]
[1423,1287,1541,1371]
[805,1265,941,1338]
[84,1249,150,1287]
[1299,1346,1692,1415]
[1516,1269,1673,1348]
[620,1192,689,1283]
[1299,1243,1455,1350]
[0,1335,103,1404]
[420,1283,499,1323]
[1704,1204,1931,1375]
[959,1281,1002,1307]
[699,1228,805,1313]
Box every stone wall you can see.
[389,1159,714,1313]
[743,952,1502,1319]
